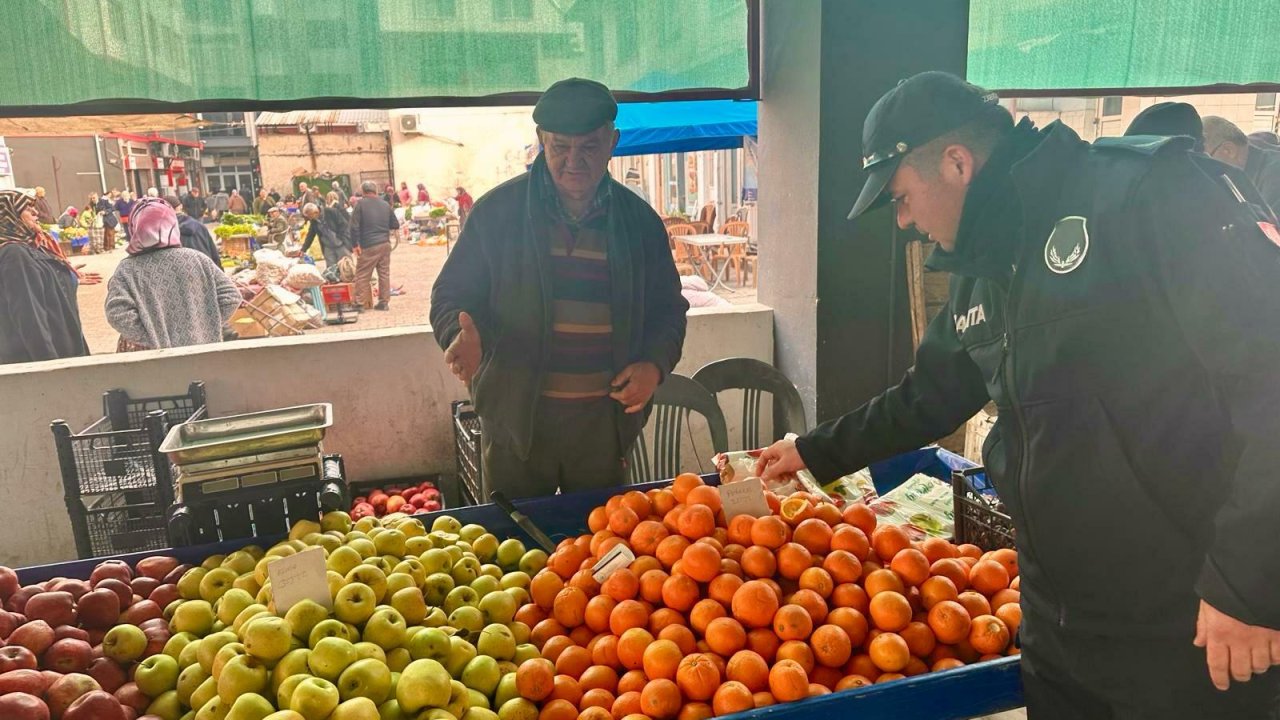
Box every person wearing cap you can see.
[431,78,688,499]
[1204,115,1280,217]
[755,71,1280,717]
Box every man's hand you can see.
[353,246,362,257]
[1194,599,1280,690]
[443,311,482,384]
[609,362,661,414]
[74,265,102,286]
[754,437,807,481]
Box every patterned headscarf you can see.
[0,190,70,266]
[125,197,183,256]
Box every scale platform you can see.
[175,446,324,502]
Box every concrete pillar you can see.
[758,0,970,425]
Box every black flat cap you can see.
[849,71,1003,220]
[533,78,618,135]
[1125,102,1204,151]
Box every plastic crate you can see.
[104,382,207,433]
[167,455,348,546]
[452,400,483,505]
[952,466,1016,550]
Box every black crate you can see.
[951,466,1016,550]
[168,455,348,546]
[452,400,483,505]
[81,486,171,556]
[104,382,207,433]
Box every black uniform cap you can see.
[533,78,618,135]
[849,71,1003,220]
[1125,102,1204,152]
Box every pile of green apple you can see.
[130,510,549,720]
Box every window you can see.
[200,112,247,138]
[205,164,255,194]
[493,0,532,21]
[1101,96,1123,117]
[1256,93,1277,110]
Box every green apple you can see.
[443,586,478,615]
[424,573,456,607]
[290,677,341,720]
[271,648,311,694]
[266,542,298,558]
[344,566,388,603]
[243,615,293,663]
[420,549,452,574]
[218,654,269,704]
[384,573,415,598]
[189,676,220,716]
[373,529,407,557]
[471,535,499,564]
[322,511,354,534]
[518,550,548,575]
[513,644,540,665]
[177,662,211,706]
[212,642,247,677]
[385,647,411,673]
[311,534,342,555]
[390,588,428,626]
[442,545,465,565]
[164,600,183,621]
[283,599,328,641]
[449,606,485,636]
[264,712,307,720]
[348,538,377,559]
[222,551,257,576]
[508,622,530,645]
[197,631,239,673]
[444,636,478,678]
[331,696,381,720]
[345,529,371,542]
[406,536,433,556]
[136,653,181,696]
[495,661,517,676]
[232,604,270,634]
[408,627,451,662]
[226,692,275,720]
[179,568,210,600]
[456,524,483,543]
[397,659,452,713]
[498,698,539,720]
[493,673,519,708]
[392,559,424,581]
[470,575,500,599]
[394,517,427,537]
[364,607,407,650]
[506,588,530,608]
[169,599,214,636]
[289,519,322,541]
[194,695,230,720]
[215,589,256,626]
[467,690,490,710]
[203,554,227,570]
[460,656,501,696]
[466,709,500,720]
[451,558,481,586]
[276,673,308,710]
[144,689,182,720]
[370,557,397,576]
[499,572,530,591]
[163,632,196,661]
[199,567,239,603]
[445,680,471,719]
[423,608,448,628]
[235,573,263,597]
[334,583,378,625]
[476,624,515,661]
[378,699,407,720]
[337,657,392,704]
[327,546,363,577]
[103,623,149,663]
[495,540,526,570]
[354,642,387,664]
[255,584,274,608]
[310,636,359,681]
[354,516,380,533]
[424,711,459,720]
[432,516,462,534]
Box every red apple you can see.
[128,578,159,600]
[140,625,169,658]
[0,668,52,696]
[133,558,178,583]
[89,562,132,587]
[0,567,20,602]
[47,581,89,602]
[402,505,418,515]
[75,590,120,630]
[119,601,160,627]
[44,672,100,718]
[137,618,167,634]
[25,593,76,629]
[83,657,126,694]
[91,581,131,613]
[53,626,89,643]
[43,639,93,674]
[63,689,125,720]
[146,585,178,610]
[9,621,56,656]
[85,629,106,647]
[422,500,442,512]
[113,682,148,712]
[0,609,22,639]
[160,566,191,586]
[0,692,49,720]
[353,495,368,505]
[8,586,44,614]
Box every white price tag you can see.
[591,543,636,583]
[267,547,332,613]
[720,477,772,519]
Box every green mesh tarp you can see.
[0,0,751,113]
[969,0,1280,92]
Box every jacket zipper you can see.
[1000,262,1067,627]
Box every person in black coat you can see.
[165,195,221,267]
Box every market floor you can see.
[72,240,759,355]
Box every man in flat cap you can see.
[431,78,688,499]
[754,72,1280,718]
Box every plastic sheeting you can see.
[614,100,756,157]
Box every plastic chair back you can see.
[692,358,808,450]
[628,374,729,484]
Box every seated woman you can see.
[105,198,242,352]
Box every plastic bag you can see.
[284,263,326,290]
[253,249,290,286]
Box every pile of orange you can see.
[514,473,1021,720]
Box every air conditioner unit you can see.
[399,114,422,134]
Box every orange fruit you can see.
[750,516,790,549]
[660,573,700,612]
[708,573,744,607]
[672,473,704,503]
[969,560,1010,596]
[571,568,603,595]
[621,490,653,518]
[779,496,815,526]
[592,635,621,667]
[663,505,685,534]
[926,600,972,644]
[689,598,727,634]
[870,525,911,563]
[570,625,595,647]
[889,548,930,587]
[792,518,834,554]
[813,502,844,527]
[678,505,716,540]
[831,583,870,614]
[822,550,863,585]
[810,624,853,668]
[629,521,669,557]
[809,665,843,691]
[516,658,556,701]
[990,588,1020,611]
[588,506,610,533]
[581,665,620,693]
[651,489,678,517]
[932,657,965,672]
[725,650,769,692]
[731,580,780,629]
[532,571,566,611]
[776,640,816,674]
[648,608,685,634]
[826,607,869,647]
[969,615,1011,655]
[549,675,583,706]
[698,616,741,656]
[655,535,691,569]
[613,690,642,718]
[772,604,814,641]
[920,575,959,610]
[995,601,1022,636]
[745,628,781,663]
[899,621,937,657]
[641,639,683,681]
[540,698,578,720]
[685,485,722,512]
[1010,575,1021,591]
[725,515,755,546]
[835,674,873,691]
[776,543,814,580]
[868,590,912,632]
[677,704,712,720]
[867,632,910,672]
[920,537,959,564]
[586,595,618,633]
[798,567,835,598]
[788,588,829,624]
[711,681,753,716]
[639,679,682,720]
[610,600,649,636]
[767,659,809,702]
[681,543,721,583]
[638,569,669,604]
[617,670,648,695]
[956,591,992,619]
[580,705,613,720]
[630,554,662,577]
[956,543,982,560]
[863,568,906,598]
[556,645,592,678]
[988,548,1019,579]
[658,624,697,655]
[829,525,871,561]
[845,653,880,681]
[552,545,590,579]
[929,558,970,591]
[609,507,641,538]
[616,627,655,670]
[740,545,778,579]
[752,691,776,708]
[533,619,570,649]
[675,653,721,702]
[602,569,640,602]
[516,602,548,628]
[542,635,576,663]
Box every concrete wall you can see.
[0,305,772,567]
[388,107,538,201]
[257,131,391,196]
[8,136,129,212]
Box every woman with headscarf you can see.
[33,187,55,224]
[105,197,241,351]
[416,183,430,205]
[398,181,412,207]
[0,190,91,364]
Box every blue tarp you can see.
[614,100,757,157]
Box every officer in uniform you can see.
[756,72,1280,718]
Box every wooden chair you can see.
[662,216,687,227]
[697,203,717,233]
[719,221,755,287]
[667,223,708,280]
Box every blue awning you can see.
[614,100,757,156]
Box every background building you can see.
[1007,92,1280,140]
[255,110,392,197]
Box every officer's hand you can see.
[754,438,806,482]
[1194,599,1280,690]
[609,362,660,414]
[443,311,482,384]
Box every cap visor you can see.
[847,159,898,221]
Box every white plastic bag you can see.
[284,263,326,290]
[253,249,290,286]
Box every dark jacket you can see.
[177,213,221,267]
[430,157,690,460]
[796,121,1280,635]
[181,193,207,219]
[301,207,352,255]
[0,243,89,364]
[1245,141,1280,215]
[349,196,399,249]
[34,197,55,225]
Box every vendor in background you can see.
[114,190,136,241]
[295,201,352,268]
[397,181,412,207]
[227,188,248,215]
[165,195,221,267]
[455,186,474,227]
[57,206,78,228]
[252,188,272,215]
[33,187,54,224]
[264,206,290,248]
[431,78,688,499]
[416,183,430,205]
[0,190,92,364]
[106,198,240,352]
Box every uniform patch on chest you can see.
[1044,215,1089,274]
[954,303,987,335]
